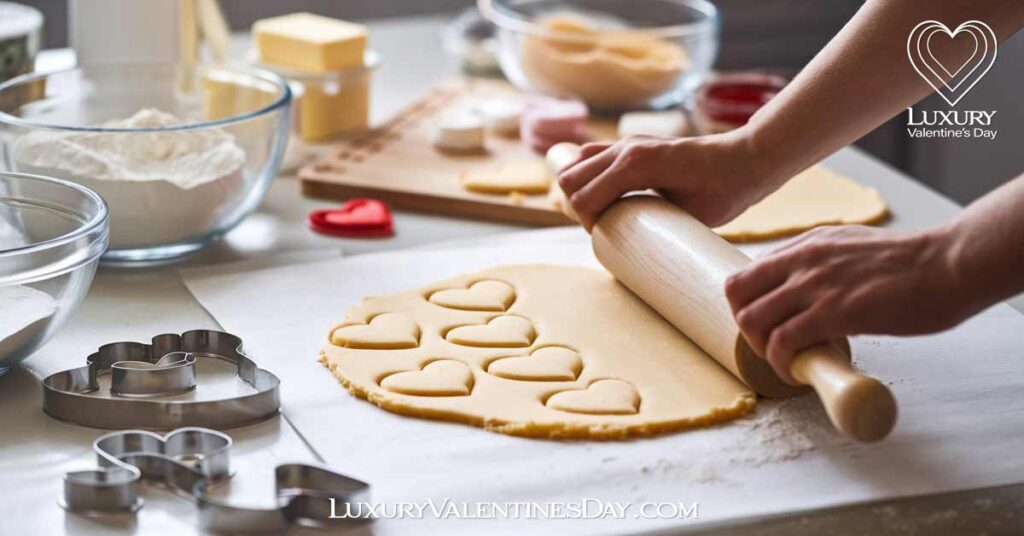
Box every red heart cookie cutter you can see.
[308,198,394,238]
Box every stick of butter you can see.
[254,12,366,72]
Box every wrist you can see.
[922,223,975,324]
[721,122,791,194]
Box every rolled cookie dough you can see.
[714,165,889,242]
[459,161,552,195]
[320,264,755,439]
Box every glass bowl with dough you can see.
[0,172,108,375]
[479,0,718,111]
[0,62,291,263]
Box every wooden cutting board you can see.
[298,78,617,226]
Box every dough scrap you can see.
[428,280,515,312]
[488,346,583,382]
[459,161,552,195]
[381,360,474,396]
[331,313,420,349]
[320,264,755,440]
[715,166,889,242]
[546,379,640,415]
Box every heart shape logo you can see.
[546,379,640,415]
[429,280,516,312]
[331,313,420,349]
[380,360,474,396]
[445,315,536,348]
[488,346,583,381]
[907,20,997,107]
[308,198,394,238]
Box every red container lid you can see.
[696,73,788,127]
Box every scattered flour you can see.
[0,285,56,365]
[636,396,847,485]
[13,108,247,249]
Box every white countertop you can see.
[2,14,1022,536]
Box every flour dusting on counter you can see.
[0,285,56,363]
[637,396,847,485]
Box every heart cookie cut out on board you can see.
[308,198,394,238]
[488,346,583,381]
[546,379,640,415]
[445,315,535,348]
[380,360,474,396]
[428,280,515,312]
[331,313,420,349]
[459,161,552,195]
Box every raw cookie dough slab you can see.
[459,161,552,195]
[320,264,755,440]
[715,166,889,242]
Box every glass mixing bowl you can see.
[0,63,291,263]
[0,172,108,375]
[479,0,719,111]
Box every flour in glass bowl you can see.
[13,108,247,249]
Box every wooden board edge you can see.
[300,179,575,228]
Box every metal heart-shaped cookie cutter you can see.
[62,427,371,533]
[42,331,280,429]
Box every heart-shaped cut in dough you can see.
[445,315,535,348]
[429,280,515,312]
[331,313,419,349]
[380,360,474,396]
[488,347,582,381]
[546,379,640,415]
[459,161,551,195]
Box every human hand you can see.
[556,131,778,230]
[724,225,966,384]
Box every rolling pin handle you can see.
[790,344,898,442]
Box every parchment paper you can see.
[183,237,1024,535]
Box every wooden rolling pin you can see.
[546,143,897,442]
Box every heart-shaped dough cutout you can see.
[445,315,535,348]
[546,379,640,415]
[380,360,474,396]
[488,347,582,381]
[331,313,420,349]
[459,161,551,195]
[429,280,515,312]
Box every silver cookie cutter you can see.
[62,427,372,533]
[42,330,281,430]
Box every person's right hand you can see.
[556,130,781,230]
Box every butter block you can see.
[297,74,371,142]
[254,12,367,72]
[202,72,277,120]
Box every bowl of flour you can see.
[0,63,291,263]
[0,171,108,374]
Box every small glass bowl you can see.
[246,50,380,144]
[442,7,503,77]
[0,2,43,83]
[0,172,108,375]
[0,62,291,264]
[479,0,719,112]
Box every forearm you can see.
[944,174,1024,317]
[741,0,1024,185]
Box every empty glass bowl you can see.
[0,172,108,374]
[479,0,719,111]
[0,62,291,263]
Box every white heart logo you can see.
[907,20,997,107]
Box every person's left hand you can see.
[724,224,966,384]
